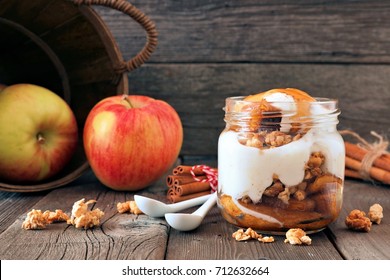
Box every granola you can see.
[368,203,383,224]
[22,209,70,230]
[22,209,51,230]
[117,200,143,215]
[265,131,292,147]
[67,198,104,229]
[345,209,372,232]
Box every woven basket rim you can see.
[0,163,90,193]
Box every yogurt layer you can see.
[218,128,345,204]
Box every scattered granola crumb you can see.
[117,201,131,213]
[368,203,383,224]
[129,201,143,215]
[345,209,372,232]
[232,228,275,243]
[47,209,70,223]
[22,209,70,230]
[259,236,275,243]
[232,228,261,241]
[117,200,143,215]
[67,198,104,229]
[284,228,312,245]
[22,209,50,230]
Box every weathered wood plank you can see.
[0,182,168,260]
[327,180,390,260]
[0,191,45,234]
[126,63,390,155]
[96,0,390,63]
[165,206,343,260]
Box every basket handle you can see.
[74,0,157,73]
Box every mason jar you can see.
[217,96,345,234]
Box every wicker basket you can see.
[0,0,157,192]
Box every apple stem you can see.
[121,94,134,108]
[36,133,45,145]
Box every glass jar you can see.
[217,96,345,234]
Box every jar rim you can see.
[225,96,338,105]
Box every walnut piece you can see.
[304,152,325,180]
[67,198,104,229]
[245,227,261,239]
[263,180,284,197]
[232,228,275,243]
[306,152,325,168]
[22,209,69,230]
[293,189,306,201]
[259,236,275,243]
[284,228,312,245]
[232,228,252,241]
[368,203,383,224]
[345,209,372,232]
[117,200,143,215]
[233,228,260,240]
[277,188,291,204]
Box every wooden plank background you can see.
[92,0,390,156]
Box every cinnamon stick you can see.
[174,181,211,196]
[167,191,210,203]
[345,142,390,172]
[167,187,176,197]
[172,165,205,176]
[345,156,390,184]
[344,168,363,180]
[167,165,217,203]
[166,175,207,187]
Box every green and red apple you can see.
[83,94,183,191]
[0,83,7,92]
[0,84,78,183]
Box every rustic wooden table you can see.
[0,158,388,260]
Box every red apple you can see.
[0,84,78,183]
[83,94,183,191]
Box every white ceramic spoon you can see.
[134,193,212,218]
[164,192,217,231]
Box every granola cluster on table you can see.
[22,198,143,230]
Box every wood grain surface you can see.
[1,163,389,260]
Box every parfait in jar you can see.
[217,88,345,234]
